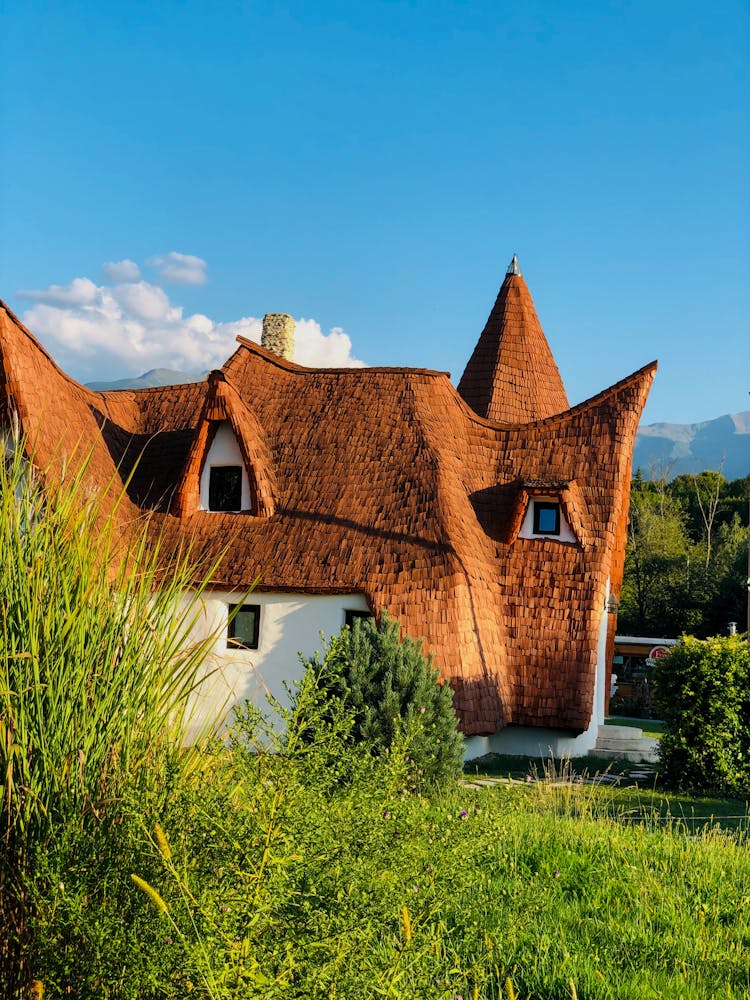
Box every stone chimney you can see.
[261,313,295,361]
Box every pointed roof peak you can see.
[506,254,522,277]
[457,264,569,424]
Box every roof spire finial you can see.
[507,254,522,277]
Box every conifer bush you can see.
[296,613,464,786]
[653,634,750,796]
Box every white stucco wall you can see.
[184,590,370,736]
[199,422,251,511]
[518,496,578,544]
[463,579,610,761]
[182,581,610,762]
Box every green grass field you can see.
[605,715,667,738]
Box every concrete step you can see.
[598,724,643,739]
[596,737,650,752]
[591,730,660,764]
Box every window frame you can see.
[532,500,561,536]
[227,603,261,650]
[208,465,243,512]
[345,609,373,629]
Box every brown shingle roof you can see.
[458,261,570,422]
[0,284,655,737]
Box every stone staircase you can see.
[590,724,660,764]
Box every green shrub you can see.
[296,613,464,787]
[653,634,750,796]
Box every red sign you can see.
[647,645,670,664]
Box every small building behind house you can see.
[610,635,677,718]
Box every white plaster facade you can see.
[185,589,370,736]
[183,579,609,760]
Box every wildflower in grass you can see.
[554,870,560,878]
[131,874,168,915]
[383,810,391,818]
[460,810,468,819]
[419,705,426,712]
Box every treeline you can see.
[619,469,749,638]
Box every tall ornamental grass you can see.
[0,435,228,994]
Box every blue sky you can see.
[1,0,748,424]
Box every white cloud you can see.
[148,251,208,286]
[17,258,365,382]
[215,316,366,369]
[101,259,141,282]
[18,277,99,307]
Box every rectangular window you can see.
[209,466,242,512]
[532,501,560,536]
[228,603,260,649]
[345,609,373,629]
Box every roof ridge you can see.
[98,378,208,396]
[447,359,658,431]
[231,335,450,377]
[0,298,93,395]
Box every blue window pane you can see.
[533,502,560,535]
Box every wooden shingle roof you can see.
[0,276,655,736]
[458,258,570,422]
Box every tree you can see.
[296,614,465,787]
[619,477,694,635]
[620,471,750,639]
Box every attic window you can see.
[209,466,242,512]
[532,501,561,536]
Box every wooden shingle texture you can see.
[0,269,655,737]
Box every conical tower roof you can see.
[457,257,569,423]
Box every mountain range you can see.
[86,370,750,482]
[632,411,750,481]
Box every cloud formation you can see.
[17,254,364,381]
[101,258,141,282]
[147,251,208,286]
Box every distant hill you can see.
[87,369,750,482]
[85,368,205,391]
[634,411,750,481]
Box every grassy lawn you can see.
[464,753,749,837]
[31,762,750,1000]
[606,714,666,738]
[465,752,646,782]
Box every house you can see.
[0,257,656,757]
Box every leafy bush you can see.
[653,634,750,796]
[296,613,464,787]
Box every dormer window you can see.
[532,501,560,536]
[518,492,579,544]
[198,422,252,512]
[209,466,242,512]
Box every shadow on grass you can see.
[463,752,750,837]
